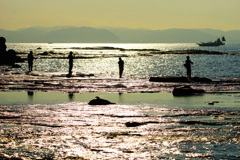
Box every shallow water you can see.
[0,91,239,159]
[0,91,240,110]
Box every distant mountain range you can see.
[1,26,240,43]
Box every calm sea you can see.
[7,43,240,79]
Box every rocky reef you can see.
[0,37,23,66]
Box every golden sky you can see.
[0,0,239,31]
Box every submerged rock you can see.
[207,101,220,105]
[88,96,116,105]
[172,85,205,96]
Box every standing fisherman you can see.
[27,51,34,72]
[67,52,74,77]
[184,56,193,79]
[118,57,124,78]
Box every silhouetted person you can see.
[27,51,34,72]
[118,57,124,78]
[184,56,193,79]
[67,52,74,77]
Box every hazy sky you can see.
[1,0,239,31]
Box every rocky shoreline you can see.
[0,71,240,94]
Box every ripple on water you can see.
[0,101,239,159]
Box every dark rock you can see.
[0,37,23,65]
[12,64,21,68]
[0,51,23,65]
[208,102,215,105]
[125,122,145,127]
[149,76,212,83]
[172,85,205,96]
[27,91,34,96]
[149,76,189,82]
[39,51,49,55]
[76,73,95,77]
[88,96,116,105]
[208,101,220,105]
[0,37,7,53]
[191,77,212,82]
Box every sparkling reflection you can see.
[0,98,239,159]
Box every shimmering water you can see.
[6,43,240,79]
[0,91,239,159]
[7,43,240,54]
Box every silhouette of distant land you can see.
[1,26,240,43]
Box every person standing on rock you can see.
[67,52,74,77]
[184,56,193,79]
[27,51,34,72]
[118,57,124,78]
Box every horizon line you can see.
[1,26,239,32]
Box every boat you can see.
[197,37,226,46]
